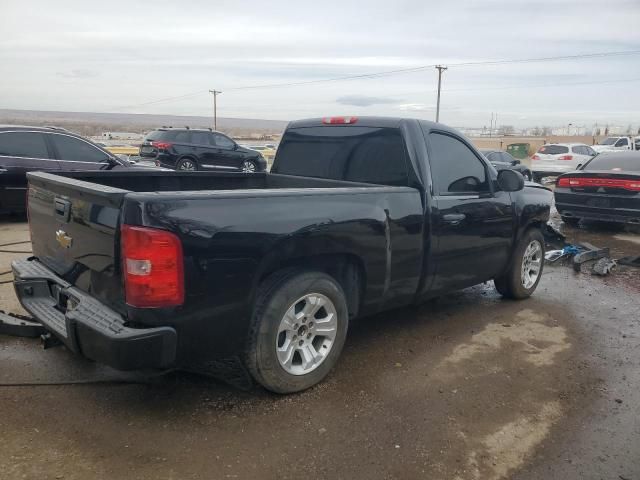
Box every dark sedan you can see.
[555,151,640,225]
[0,125,142,214]
[479,149,533,181]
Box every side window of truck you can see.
[428,132,489,195]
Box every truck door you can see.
[426,131,515,293]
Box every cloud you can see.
[56,69,98,79]
[399,104,433,112]
[336,95,399,107]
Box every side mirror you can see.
[497,169,525,192]
[233,143,239,150]
[576,163,583,170]
[511,159,521,166]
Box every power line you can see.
[223,50,640,91]
[389,76,640,98]
[116,50,640,109]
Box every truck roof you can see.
[286,116,455,134]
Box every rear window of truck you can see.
[275,126,409,186]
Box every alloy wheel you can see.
[179,160,196,171]
[242,161,257,173]
[521,240,542,289]
[275,293,338,375]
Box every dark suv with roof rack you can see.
[139,127,267,173]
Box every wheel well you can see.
[259,254,365,318]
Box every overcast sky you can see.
[1,0,639,128]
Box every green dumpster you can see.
[507,143,530,159]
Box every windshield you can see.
[583,153,640,172]
[599,137,618,145]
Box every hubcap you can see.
[521,240,542,289]
[242,161,256,173]
[275,293,338,375]
[179,160,195,171]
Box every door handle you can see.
[443,213,466,225]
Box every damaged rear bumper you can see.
[11,258,177,370]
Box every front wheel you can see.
[241,160,257,173]
[494,228,545,299]
[244,270,349,393]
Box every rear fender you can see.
[252,236,368,318]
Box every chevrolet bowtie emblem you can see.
[55,229,73,249]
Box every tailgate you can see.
[26,172,129,310]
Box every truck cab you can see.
[592,136,637,153]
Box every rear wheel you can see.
[244,270,349,393]
[494,228,545,299]
[177,158,197,171]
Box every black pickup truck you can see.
[13,117,552,393]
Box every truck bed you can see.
[39,170,373,193]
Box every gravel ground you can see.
[0,214,639,480]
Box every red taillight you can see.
[151,141,173,150]
[322,116,358,125]
[557,177,640,191]
[558,155,573,161]
[532,154,540,160]
[121,225,184,308]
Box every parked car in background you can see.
[139,128,267,173]
[479,149,533,181]
[530,143,597,182]
[0,125,139,214]
[592,136,637,153]
[555,151,640,226]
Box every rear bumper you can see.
[555,190,640,224]
[11,258,177,370]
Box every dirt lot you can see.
[1,214,639,480]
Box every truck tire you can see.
[494,228,545,299]
[244,270,349,394]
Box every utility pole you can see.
[435,65,447,123]
[209,89,222,130]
